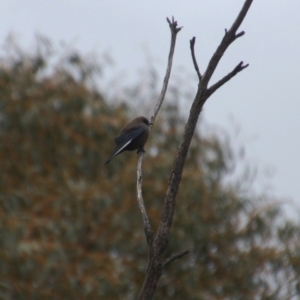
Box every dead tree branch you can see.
[162,250,190,269]
[206,61,249,98]
[136,17,182,247]
[138,1,253,299]
[137,151,153,246]
[190,37,202,80]
[151,16,183,125]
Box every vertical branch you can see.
[136,17,182,247]
[151,17,182,124]
[136,151,153,245]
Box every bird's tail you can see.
[104,140,131,165]
[104,154,114,165]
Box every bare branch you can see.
[166,16,183,34]
[155,0,253,262]
[235,30,245,39]
[137,17,182,300]
[163,250,189,269]
[136,16,181,247]
[229,0,253,34]
[190,37,202,80]
[151,17,182,125]
[137,151,154,246]
[206,61,249,98]
[148,0,253,282]
[200,0,253,88]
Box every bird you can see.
[104,116,152,165]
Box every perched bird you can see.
[105,116,152,165]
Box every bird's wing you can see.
[110,139,131,158]
[104,127,145,164]
[114,126,145,146]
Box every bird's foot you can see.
[137,148,146,154]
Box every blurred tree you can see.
[0,39,299,300]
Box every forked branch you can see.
[201,0,253,88]
[206,61,249,98]
[138,1,253,299]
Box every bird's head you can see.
[139,116,153,127]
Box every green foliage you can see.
[0,39,299,299]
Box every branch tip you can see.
[190,36,202,80]
[166,16,182,33]
[152,16,181,123]
[235,31,245,39]
[190,36,196,46]
[237,61,244,68]
[235,61,249,71]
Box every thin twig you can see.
[137,151,153,246]
[162,250,189,269]
[190,37,202,81]
[151,16,182,125]
[235,31,245,39]
[206,61,249,98]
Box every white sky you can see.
[1,0,300,212]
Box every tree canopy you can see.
[0,40,300,299]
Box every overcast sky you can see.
[2,0,300,214]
